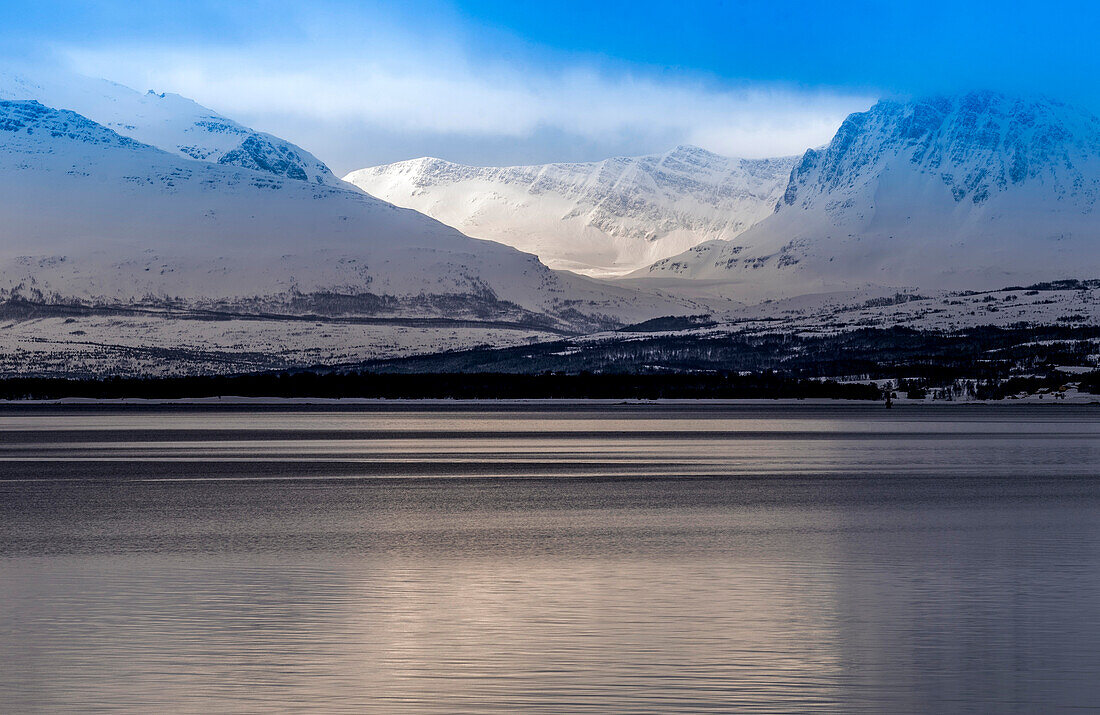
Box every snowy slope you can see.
[344,146,797,277]
[0,67,342,187]
[639,92,1100,298]
[0,99,705,331]
[0,313,561,378]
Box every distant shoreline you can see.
[0,370,1094,405]
[0,397,1095,408]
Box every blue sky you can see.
[2,1,1096,172]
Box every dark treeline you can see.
[359,325,1100,379]
[2,326,1098,401]
[0,372,884,401]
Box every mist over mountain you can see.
[638,92,1100,297]
[0,98,702,334]
[2,70,1100,375]
[0,68,344,187]
[345,146,797,277]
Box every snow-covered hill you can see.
[344,146,797,277]
[0,67,343,187]
[638,92,1100,298]
[0,99,704,333]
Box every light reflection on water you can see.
[1,404,1098,712]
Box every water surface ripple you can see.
[1,403,1098,712]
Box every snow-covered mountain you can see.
[0,99,702,332]
[0,67,343,187]
[638,92,1100,298]
[344,146,797,277]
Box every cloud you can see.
[61,40,874,173]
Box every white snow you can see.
[0,66,344,187]
[344,146,797,278]
[0,313,558,377]
[636,92,1100,300]
[3,79,1100,378]
[0,99,710,334]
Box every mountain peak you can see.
[345,147,798,276]
[781,90,1100,210]
[665,144,713,157]
[0,68,344,187]
[642,90,1100,297]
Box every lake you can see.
[1,402,1098,712]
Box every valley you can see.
[0,72,1098,380]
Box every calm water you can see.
[1,403,1098,712]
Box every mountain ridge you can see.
[635,91,1100,298]
[0,67,344,187]
[344,145,798,277]
[0,98,710,332]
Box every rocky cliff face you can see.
[781,91,1100,210]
